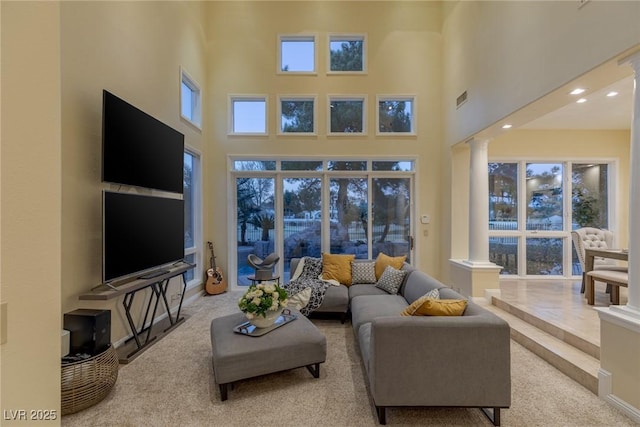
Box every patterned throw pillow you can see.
[375,265,407,295]
[401,289,440,316]
[351,261,377,284]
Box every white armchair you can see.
[571,227,627,295]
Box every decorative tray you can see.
[233,311,297,337]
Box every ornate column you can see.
[467,138,491,264]
[449,138,501,298]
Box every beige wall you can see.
[449,129,631,271]
[1,1,62,423]
[59,1,207,346]
[205,1,445,279]
[601,319,640,409]
[442,1,640,146]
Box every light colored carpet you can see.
[62,291,635,426]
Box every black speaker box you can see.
[63,309,111,356]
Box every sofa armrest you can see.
[367,311,511,408]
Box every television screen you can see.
[102,90,184,194]
[103,191,184,283]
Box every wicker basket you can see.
[61,345,119,415]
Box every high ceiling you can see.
[521,76,634,130]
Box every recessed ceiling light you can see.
[576,98,587,104]
[570,88,586,95]
[606,91,619,97]
[501,124,512,129]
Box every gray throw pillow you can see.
[351,261,377,284]
[375,265,407,294]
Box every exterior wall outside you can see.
[1,1,62,423]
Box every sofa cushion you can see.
[351,261,377,284]
[321,253,355,285]
[418,299,468,316]
[313,284,349,313]
[374,253,406,280]
[375,266,407,294]
[350,295,408,333]
[348,284,389,299]
[400,289,440,316]
[401,270,448,304]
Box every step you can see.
[491,295,600,360]
[475,297,600,395]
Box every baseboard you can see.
[599,368,640,423]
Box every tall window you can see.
[231,159,415,287]
[180,67,201,129]
[489,161,612,277]
[184,149,201,284]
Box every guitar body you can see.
[205,242,227,295]
[205,267,227,295]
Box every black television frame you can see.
[102,191,185,283]
[102,90,185,194]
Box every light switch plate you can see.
[420,214,430,224]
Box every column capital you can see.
[466,137,491,147]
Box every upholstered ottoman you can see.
[209,309,326,400]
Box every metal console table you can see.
[79,262,195,363]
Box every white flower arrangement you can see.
[238,283,289,319]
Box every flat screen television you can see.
[102,90,184,194]
[103,191,184,283]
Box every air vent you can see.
[456,91,468,108]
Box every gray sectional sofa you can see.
[289,258,511,425]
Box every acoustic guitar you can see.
[205,241,227,295]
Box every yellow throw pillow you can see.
[321,253,356,285]
[413,299,468,316]
[375,252,407,280]
[401,289,440,316]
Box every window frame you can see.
[277,34,317,75]
[277,94,318,136]
[183,147,203,289]
[327,94,368,136]
[487,158,618,278]
[327,33,367,75]
[228,95,269,136]
[180,66,202,130]
[228,156,417,290]
[376,95,417,136]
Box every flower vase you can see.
[248,308,283,328]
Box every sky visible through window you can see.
[281,40,314,72]
[233,100,266,133]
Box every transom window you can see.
[328,95,367,135]
[377,96,416,135]
[279,35,316,73]
[278,95,317,135]
[228,95,268,135]
[180,67,201,129]
[328,34,366,73]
